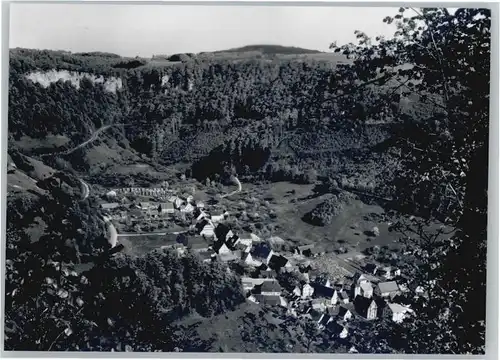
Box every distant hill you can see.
[213,44,323,55]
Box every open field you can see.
[118,234,178,257]
[235,181,452,257]
[12,135,70,152]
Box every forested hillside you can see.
[8,45,421,209]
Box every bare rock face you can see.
[25,70,123,93]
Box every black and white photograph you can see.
[3,2,494,355]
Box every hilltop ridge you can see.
[212,44,324,55]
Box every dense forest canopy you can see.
[5,6,491,354]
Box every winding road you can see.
[80,179,90,200]
[41,124,128,158]
[221,175,242,198]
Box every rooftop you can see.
[378,281,400,293]
[388,302,410,314]
[259,280,282,293]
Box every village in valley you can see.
[97,176,429,344]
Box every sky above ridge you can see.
[10,3,402,57]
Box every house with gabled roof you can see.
[212,238,232,254]
[196,219,215,238]
[352,272,370,285]
[377,281,401,298]
[241,252,262,267]
[293,283,315,299]
[386,302,414,323]
[314,285,338,306]
[354,295,378,320]
[256,280,282,296]
[353,281,374,299]
[314,276,332,288]
[251,243,274,264]
[338,305,353,321]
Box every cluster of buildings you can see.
[241,263,421,339]
[99,189,205,222]
[159,208,261,263]
[231,236,426,340]
[97,184,423,339]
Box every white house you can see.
[302,283,315,299]
[339,326,349,339]
[354,282,374,298]
[387,303,414,323]
[354,273,369,285]
[294,284,315,299]
[242,253,261,267]
[338,306,353,321]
